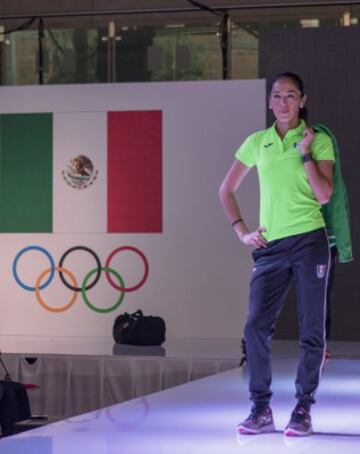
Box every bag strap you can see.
[131,309,143,319]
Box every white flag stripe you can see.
[53,112,107,233]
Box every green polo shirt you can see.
[235,120,334,242]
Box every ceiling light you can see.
[300,19,319,28]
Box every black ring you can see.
[58,246,102,292]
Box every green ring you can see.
[81,267,125,313]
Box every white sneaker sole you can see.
[237,422,275,435]
[284,427,313,437]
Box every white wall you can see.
[0,80,265,339]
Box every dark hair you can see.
[269,72,308,122]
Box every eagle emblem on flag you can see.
[62,155,98,190]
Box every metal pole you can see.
[0,25,4,85]
[221,12,232,80]
[38,18,44,85]
[108,21,116,82]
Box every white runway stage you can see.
[0,337,242,419]
[0,339,360,453]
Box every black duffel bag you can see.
[113,310,166,346]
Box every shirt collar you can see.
[271,119,306,140]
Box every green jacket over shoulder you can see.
[314,124,353,263]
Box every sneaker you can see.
[237,404,275,435]
[284,402,313,437]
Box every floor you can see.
[0,345,359,454]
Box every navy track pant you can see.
[244,228,330,406]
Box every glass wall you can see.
[0,4,359,85]
[1,22,223,84]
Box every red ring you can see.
[105,246,149,292]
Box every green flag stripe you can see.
[0,113,53,233]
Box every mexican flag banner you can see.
[0,110,162,233]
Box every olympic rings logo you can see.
[13,245,149,314]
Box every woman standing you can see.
[219,73,334,437]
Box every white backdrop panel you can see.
[0,80,265,338]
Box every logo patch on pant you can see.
[316,264,327,278]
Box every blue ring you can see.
[13,246,55,291]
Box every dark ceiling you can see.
[0,1,358,28]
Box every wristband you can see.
[232,218,244,227]
[302,153,314,163]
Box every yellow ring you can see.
[35,267,78,313]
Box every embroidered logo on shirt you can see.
[264,143,273,148]
[316,264,327,279]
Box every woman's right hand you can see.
[237,226,268,248]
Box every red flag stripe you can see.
[107,111,162,233]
